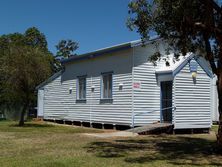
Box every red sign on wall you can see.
[133,82,141,89]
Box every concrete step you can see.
[127,123,173,135]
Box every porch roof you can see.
[155,53,214,84]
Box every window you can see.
[101,73,112,99]
[77,76,86,100]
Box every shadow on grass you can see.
[9,123,54,128]
[86,136,222,166]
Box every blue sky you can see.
[0,0,140,55]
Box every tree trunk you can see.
[217,72,222,150]
[18,103,28,126]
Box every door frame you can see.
[160,81,173,123]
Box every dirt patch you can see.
[83,131,138,138]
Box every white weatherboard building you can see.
[37,39,218,130]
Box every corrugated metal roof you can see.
[61,42,132,64]
[36,38,161,90]
[60,37,161,64]
[36,71,62,90]
[155,53,213,78]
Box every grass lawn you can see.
[0,120,221,167]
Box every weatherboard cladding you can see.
[37,89,44,117]
[173,61,211,129]
[43,49,133,125]
[132,44,163,126]
[41,39,212,129]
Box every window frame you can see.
[100,72,113,100]
[76,75,87,101]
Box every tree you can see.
[56,39,78,59]
[127,0,222,148]
[0,28,54,126]
[24,27,48,51]
[23,27,62,72]
[1,45,52,126]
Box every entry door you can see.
[161,81,173,123]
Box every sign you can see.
[133,82,141,89]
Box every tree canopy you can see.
[56,39,79,59]
[127,0,222,149]
[24,27,48,50]
[0,27,55,126]
[127,0,221,72]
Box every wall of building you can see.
[37,89,44,118]
[173,61,212,129]
[40,40,213,129]
[43,48,134,126]
[132,42,168,126]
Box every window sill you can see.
[76,99,87,103]
[100,98,113,104]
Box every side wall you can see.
[174,62,212,129]
[43,49,133,126]
[132,42,166,126]
[37,89,44,118]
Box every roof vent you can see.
[189,59,198,73]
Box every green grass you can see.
[0,120,221,167]
[211,125,219,133]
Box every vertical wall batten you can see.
[131,46,135,127]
